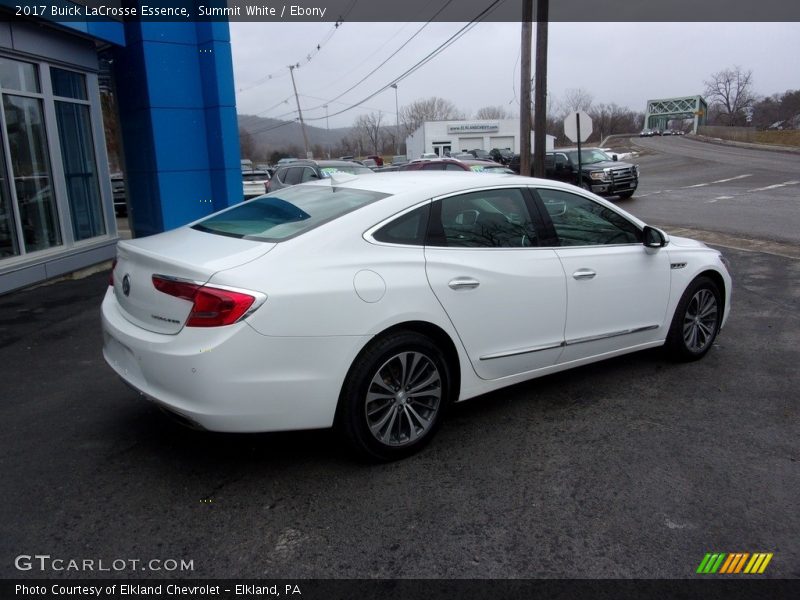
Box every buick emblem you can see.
[122,274,131,297]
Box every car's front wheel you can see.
[665,276,722,361]
[337,331,451,461]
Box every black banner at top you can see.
[3,0,800,22]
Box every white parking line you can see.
[706,196,734,203]
[711,174,753,184]
[748,181,800,192]
[681,174,752,189]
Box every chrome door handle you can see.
[448,278,480,290]
[572,269,596,280]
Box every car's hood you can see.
[668,235,710,250]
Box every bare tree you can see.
[704,66,756,125]
[558,88,594,116]
[352,112,384,155]
[588,103,639,142]
[239,127,256,160]
[475,105,510,119]
[399,97,463,137]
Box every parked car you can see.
[490,148,515,165]
[391,155,408,166]
[466,148,494,162]
[399,158,472,171]
[276,157,298,166]
[361,159,378,169]
[268,160,374,191]
[103,172,731,461]
[511,148,639,199]
[420,153,438,159]
[110,172,126,217]
[242,170,270,199]
[365,155,384,167]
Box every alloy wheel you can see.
[364,351,442,447]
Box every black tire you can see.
[336,331,451,462]
[617,190,635,199]
[665,276,722,362]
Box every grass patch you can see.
[754,130,800,147]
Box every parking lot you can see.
[1,138,798,581]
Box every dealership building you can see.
[405,119,555,159]
[0,6,241,294]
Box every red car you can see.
[399,158,511,173]
[365,155,384,166]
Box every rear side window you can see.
[428,189,540,248]
[372,205,430,246]
[193,186,389,242]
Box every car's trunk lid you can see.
[112,228,275,334]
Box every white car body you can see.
[102,173,731,449]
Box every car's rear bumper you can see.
[101,288,369,432]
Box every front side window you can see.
[300,167,319,183]
[536,188,641,246]
[428,188,539,248]
[282,167,303,185]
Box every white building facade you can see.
[405,119,555,159]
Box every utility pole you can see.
[289,64,310,158]
[533,0,549,177]
[391,83,400,155]
[519,1,533,177]
[324,104,330,158]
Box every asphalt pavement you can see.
[1,242,798,579]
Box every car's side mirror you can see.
[643,225,668,248]
[612,155,618,161]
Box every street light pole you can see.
[391,83,400,155]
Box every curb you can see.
[689,134,800,155]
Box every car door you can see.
[424,187,567,380]
[532,187,671,364]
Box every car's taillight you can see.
[109,258,117,287]
[152,275,257,327]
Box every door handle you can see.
[448,278,480,290]
[572,269,596,280]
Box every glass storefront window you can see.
[3,95,61,252]
[55,101,105,240]
[51,67,87,101]
[0,58,40,94]
[0,130,19,257]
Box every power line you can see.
[301,1,454,112]
[304,0,505,122]
[235,0,358,94]
[244,1,505,137]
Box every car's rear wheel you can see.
[665,276,722,361]
[337,331,450,461]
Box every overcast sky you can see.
[230,21,799,129]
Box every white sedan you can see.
[102,172,731,461]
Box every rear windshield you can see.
[193,185,389,242]
[243,172,269,181]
